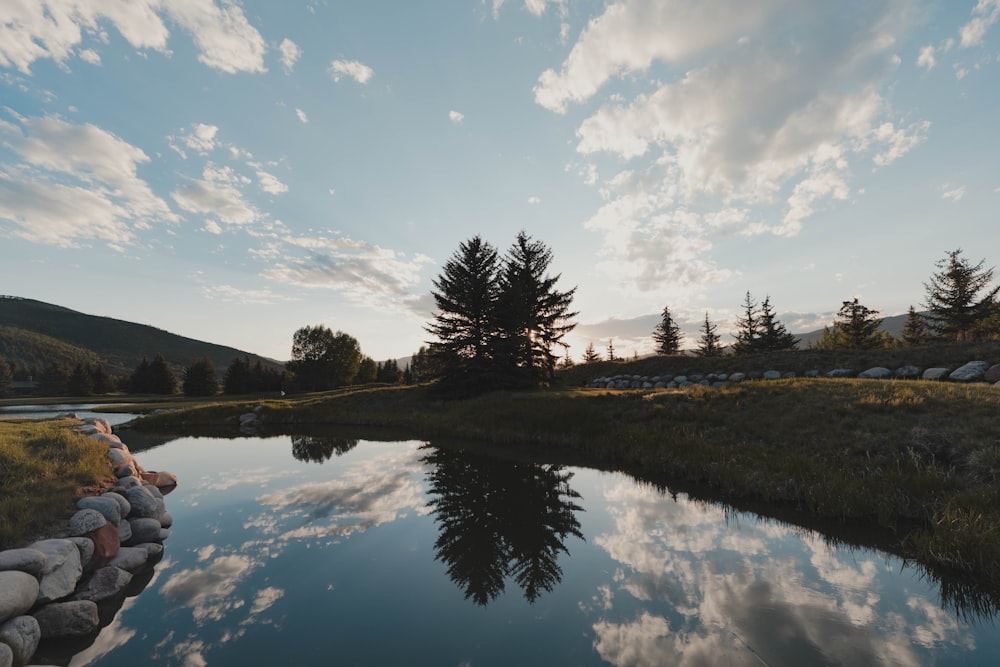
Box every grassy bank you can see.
[129,377,1000,589]
[0,419,112,548]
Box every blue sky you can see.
[1,0,998,363]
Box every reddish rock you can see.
[86,523,120,569]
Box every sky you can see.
[1,0,998,364]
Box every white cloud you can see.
[528,195,541,204]
[202,284,286,305]
[78,48,101,65]
[171,164,259,226]
[255,169,288,195]
[960,0,1000,48]
[0,113,176,248]
[295,108,308,124]
[917,45,936,69]
[278,38,302,73]
[448,110,464,124]
[0,0,265,74]
[170,123,220,158]
[328,59,374,84]
[942,185,966,201]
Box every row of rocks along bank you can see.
[587,359,1000,389]
[0,416,177,667]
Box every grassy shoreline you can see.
[125,378,1000,592]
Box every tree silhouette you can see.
[291,435,359,463]
[695,312,723,357]
[582,342,601,363]
[652,305,682,355]
[833,298,883,349]
[924,249,1000,341]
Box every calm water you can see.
[42,434,1000,667]
[0,404,138,426]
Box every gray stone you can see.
[895,365,922,379]
[75,424,101,436]
[826,368,855,378]
[0,572,39,624]
[0,549,46,576]
[674,375,687,384]
[0,616,39,667]
[804,369,820,377]
[729,372,746,382]
[137,543,164,561]
[29,540,83,605]
[142,483,164,500]
[922,367,951,381]
[126,518,163,545]
[118,520,132,545]
[858,367,892,379]
[159,512,173,529]
[116,476,142,490]
[32,600,99,638]
[105,448,129,468]
[239,412,258,424]
[68,509,107,537]
[103,492,131,518]
[72,567,133,603]
[115,463,137,479]
[76,496,122,527]
[653,381,665,389]
[158,529,171,541]
[125,485,165,520]
[763,370,781,380]
[985,364,1000,383]
[0,641,10,667]
[782,371,796,379]
[106,547,149,574]
[67,538,95,569]
[949,360,990,382]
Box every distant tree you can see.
[357,356,378,384]
[128,357,152,393]
[183,357,219,396]
[91,363,115,394]
[652,305,683,355]
[757,296,799,352]
[493,232,577,388]
[731,291,761,355]
[582,342,601,364]
[147,354,178,394]
[377,358,402,384]
[224,356,252,394]
[923,249,1000,341]
[426,236,501,392]
[695,312,723,357]
[40,362,72,396]
[68,363,94,396]
[0,355,12,395]
[558,346,574,369]
[833,298,884,349]
[409,345,438,384]
[901,306,932,346]
[606,338,616,362]
[287,325,361,391]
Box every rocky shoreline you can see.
[586,359,1000,389]
[0,416,177,667]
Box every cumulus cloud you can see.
[171,163,259,226]
[959,0,1000,48]
[169,123,221,158]
[0,0,265,74]
[278,38,302,73]
[295,108,308,124]
[917,45,936,70]
[537,0,929,293]
[0,113,176,248]
[448,110,464,124]
[255,169,288,195]
[328,59,374,84]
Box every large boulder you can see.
[826,368,855,378]
[68,509,107,537]
[76,496,122,526]
[32,601,99,638]
[0,549,46,576]
[922,367,951,380]
[894,365,922,379]
[29,540,83,605]
[859,367,892,379]
[72,567,132,604]
[67,538,95,570]
[763,370,781,380]
[125,485,165,520]
[102,492,131,518]
[0,616,40,667]
[107,547,149,574]
[0,572,38,624]
[87,522,121,568]
[949,361,991,382]
[0,641,11,667]
[125,518,163,546]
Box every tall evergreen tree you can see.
[182,357,219,396]
[0,355,11,396]
[148,353,177,394]
[224,356,252,394]
[582,342,601,364]
[606,338,616,362]
[901,306,932,346]
[731,291,761,355]
[923,249,1000,341]
[91,363,115,394]
[68,363,94,396]
[757,296,799,352]
[426,236,501,392]
[494,232,577,388]
[695,312,723,357]
[652,305,683,355]
[833,298,883,349]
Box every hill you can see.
[0,296,282,378]
[792,311,910,348]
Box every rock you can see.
[826,368,854,378]
[75,424,100,436]
[858,367,892,379]
[29,539,83,605]
[114,463,137,479]
[0,572,39,624]
[985,364,1000,383]
[106,547,149,574]
[76,496,122,526]
[782,371,796,379]
[159,512,173,529]
[158,529,171,541]
[922,367,951,381]
[0,641,10,667]
[32,600,99,638]
[137,543,164,561]
[125,486,165,520]
[72,567,132,603]
[105,448,129,468]
[729,372,746,382]
[68,509,107,537]
[126,518,163,545]
[68,538,95,570]
[116,476,142,490]
[895,365,922,379]
[102,492,131,518]
[674,375,688,384]
[0,616,40,667]
[87,522,121,568]
[239,413,258,424]
[0,549,47,576]
[949,360,990,382]
[763,370,781,380]
[118,521,132,545]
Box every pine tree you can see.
[901,306,932,346]
[148,353,178,394]
[182,357,219,396]
[582,342,601,363]
[923,249,1000,341]
[834,298,883,349]
[606,338,616,362]
[757,296,799,352]
[0,355,11,396]
[731,291,761,355]
[68,363,94,396]
[652,305,682,355]
[695,312,723,357]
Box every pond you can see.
[41,433,1000,666]
[0,404,138,426]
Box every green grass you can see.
[0,419,112,548]
[128,377,1000,592]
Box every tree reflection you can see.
[423,447,584,605]
[290,434,358,463]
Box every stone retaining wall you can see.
[0,416,177,667]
